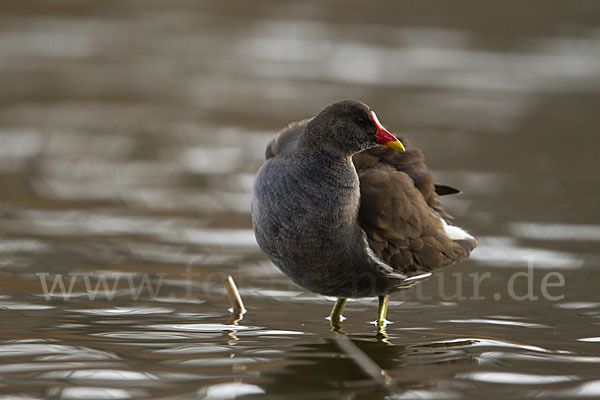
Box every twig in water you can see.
[224,275,246,314]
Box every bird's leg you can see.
[329,298,347,331]
[376,295,390,330]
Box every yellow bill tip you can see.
[385,139,406,151]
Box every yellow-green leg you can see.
[376,295,389,329]
[329,298,347,331]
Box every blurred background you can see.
[1,1,599,399]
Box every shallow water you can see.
[1,1,600,399]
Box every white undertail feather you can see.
[440,218,474,241]
[404,272,432,281]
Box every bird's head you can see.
[304,100,405,156]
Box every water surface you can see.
[1,1,599,399]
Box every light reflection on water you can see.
[0,0,599,399]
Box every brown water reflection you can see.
[1,0,600,399]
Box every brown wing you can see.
[353,143,452,219]
[353,140,476,275]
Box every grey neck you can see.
[295,128,351,160]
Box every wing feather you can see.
[355,141,476,275]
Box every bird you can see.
[251,100,476,330]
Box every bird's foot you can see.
[370,318,392,327]
[326,315,346,333]
[371,319,391,340]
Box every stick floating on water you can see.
[224,275,246,314]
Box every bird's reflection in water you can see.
[255,333,478,399]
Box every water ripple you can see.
[147,324,257,332]
[70,307,174,316]
[197,383,265,399]
[456,371,577,384]
[59,387,140,400]
[442,318,548,328]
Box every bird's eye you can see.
[356,117,366,126]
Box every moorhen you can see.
[252,100,476,329]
